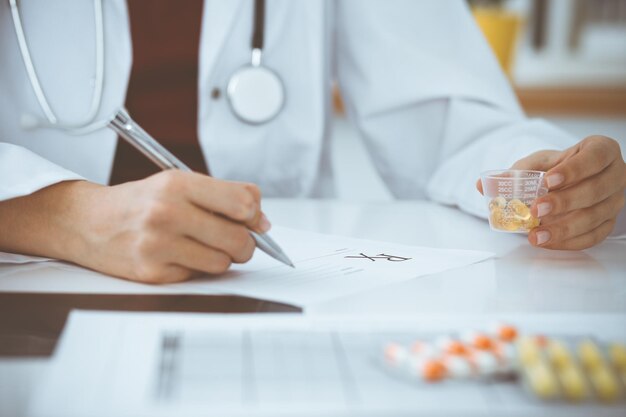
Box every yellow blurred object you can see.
[472,8,522,77]
[589,366,620,402]
[558,365,588,401]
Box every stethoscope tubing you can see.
[9,0,105,131]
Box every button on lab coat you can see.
[0,0,575,218]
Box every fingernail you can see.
[536,202,552,218]
[535,230,551,246]
[546,173,564,188]
[259,214,271,232]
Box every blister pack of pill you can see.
[382,323,519,382]
[381,323,626,404]
[518,336,626,403]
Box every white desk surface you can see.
[1,199,625,416]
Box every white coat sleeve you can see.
[0,142,84,202]
[335,0,576,219]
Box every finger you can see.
[531,160,622,217]
[247,208,271,233]
[531,219,615,251]
[177,203,256,263]
[235,183,270,232]
[510,150,562,172]
[544,136,619,191]
[190,177,260,222]
[157,172,263,225]
[168,237,233,274]
[529,192,623,247]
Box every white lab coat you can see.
[0,0,577,218]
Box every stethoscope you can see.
[9,0,285,138]
[227,0,285,124]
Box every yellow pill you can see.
[526,362,560,400]
[547,340,572,369]
[608,344,626,371]
[578,339,604,370]
[502,217,522,231]
[509,199,531,221]
[589,367,620,402]
[558,365,587,401]
[490,207,503,221]
[490,208,514,231]
[518,337,541,366]
[523,216,540,230]
[493,209,521,231]
[489,196,507,211]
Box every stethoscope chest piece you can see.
[226,0,284,125]
[227,61,284,125]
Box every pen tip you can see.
[277,252,295,268]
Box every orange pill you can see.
[422,359,447,382]
[498,325,518,342]
[446,341,469,355]
[473,334,494,350]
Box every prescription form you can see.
[0,226,493,308]
[31,312,626,417]
[166,226,494,308]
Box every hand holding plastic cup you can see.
[480,170,548,233]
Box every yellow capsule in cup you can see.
[523,216,540,230]
[509,199,531,221]
[499,215,522,231]
[490,207,504,228]
[489,196,507,211]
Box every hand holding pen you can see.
[105,109,294,281]
[43,170,284,284]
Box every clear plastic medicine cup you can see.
[480,170,548,233]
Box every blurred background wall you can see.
[332,0,626,201]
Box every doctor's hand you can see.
[477,136,626,250]
[0,171,268,283]
[78,171,269,283]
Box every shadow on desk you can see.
[0,293,300,358]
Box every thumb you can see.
[476,178,484,195]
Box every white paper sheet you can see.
[30,311,626,417]
[168,226,493,307]
[0,227,492,306]
[0,252,51,264]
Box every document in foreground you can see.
[31,311,626,417]
[171,226,493,307]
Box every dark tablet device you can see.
[0,292,300,357]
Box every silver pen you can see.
[109,108,294,268]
